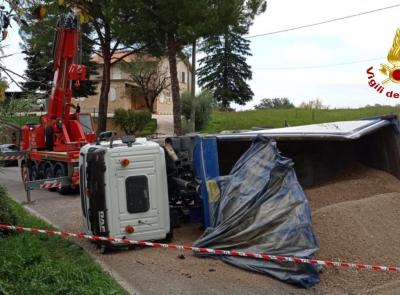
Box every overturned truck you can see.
[80,115,400,288]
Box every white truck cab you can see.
[79,135,171,243]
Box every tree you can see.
[110,0,251,135]
[198,1,266,109]
[198,25,252,109]
[121,59,170,113]
[19,2,97,98]
[299,98,327,109]
[254,98,295,109]
[71,1,146,133]
[181,90,213,131]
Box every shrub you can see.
[113,108,152,135]
[141,118,158,136]
[181,90,213,131]
[254,97,295,109]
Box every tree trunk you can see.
[222,33,230,109]
[97,54,111,133]
[96,24,112,134]
[167,34,182,135]
[149,95,156,114]
[190,41,196,132]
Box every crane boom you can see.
[48,11,85,121]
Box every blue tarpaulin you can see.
[193,135,320,288]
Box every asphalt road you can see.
[0,167,317,295]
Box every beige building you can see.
[75,52,192,115]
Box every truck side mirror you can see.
[97,131,117,148]
[121,135,136,147]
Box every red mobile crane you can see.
[20,11,96,193]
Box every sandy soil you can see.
[313,193,400,294]
[304,164,400,294]
[305,163,400,211]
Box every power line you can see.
[246,4,400,38]
[253,57,385,70]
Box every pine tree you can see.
[198,25,253,108]
[198,0,266,109]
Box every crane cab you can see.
[79,137,171,243]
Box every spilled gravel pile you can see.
[304,165,400,294]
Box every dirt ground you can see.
[312,193,400,294]
[304,163,400,294]
[1,164,400,294]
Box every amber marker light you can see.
[120,159,130,167]
[125,225,135,234]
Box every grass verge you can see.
[203,106,400,133]
[0,191,127,295]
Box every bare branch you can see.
[93,21,106,47]
[0,64,51,93]
[110,45,147,65]
[110,40,121,56]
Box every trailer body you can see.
[78,116,400,240]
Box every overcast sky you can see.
[245,0,400,109]
[2,0,400,109]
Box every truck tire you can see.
[45,125,54,151]
[30,164,40,181]
[54,163,69,195]
[44,163,57,191]
[44,163,54,179]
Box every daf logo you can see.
[99,211,106,232]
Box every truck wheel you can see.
[44,164,57,191]
[30,164,40,181]
[44,165,54,179]
[54,164,69,195]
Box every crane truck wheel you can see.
[30,163,40,181]
[44,162,57,191]
[54,163,69,195]
[44,163,54,179]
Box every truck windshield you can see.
[78,114,93,134]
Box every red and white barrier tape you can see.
[1,224,399,273]
[0,155,24,161]
[39,182,61,189]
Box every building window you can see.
[126,176,150,214]
[181,72,185,83]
